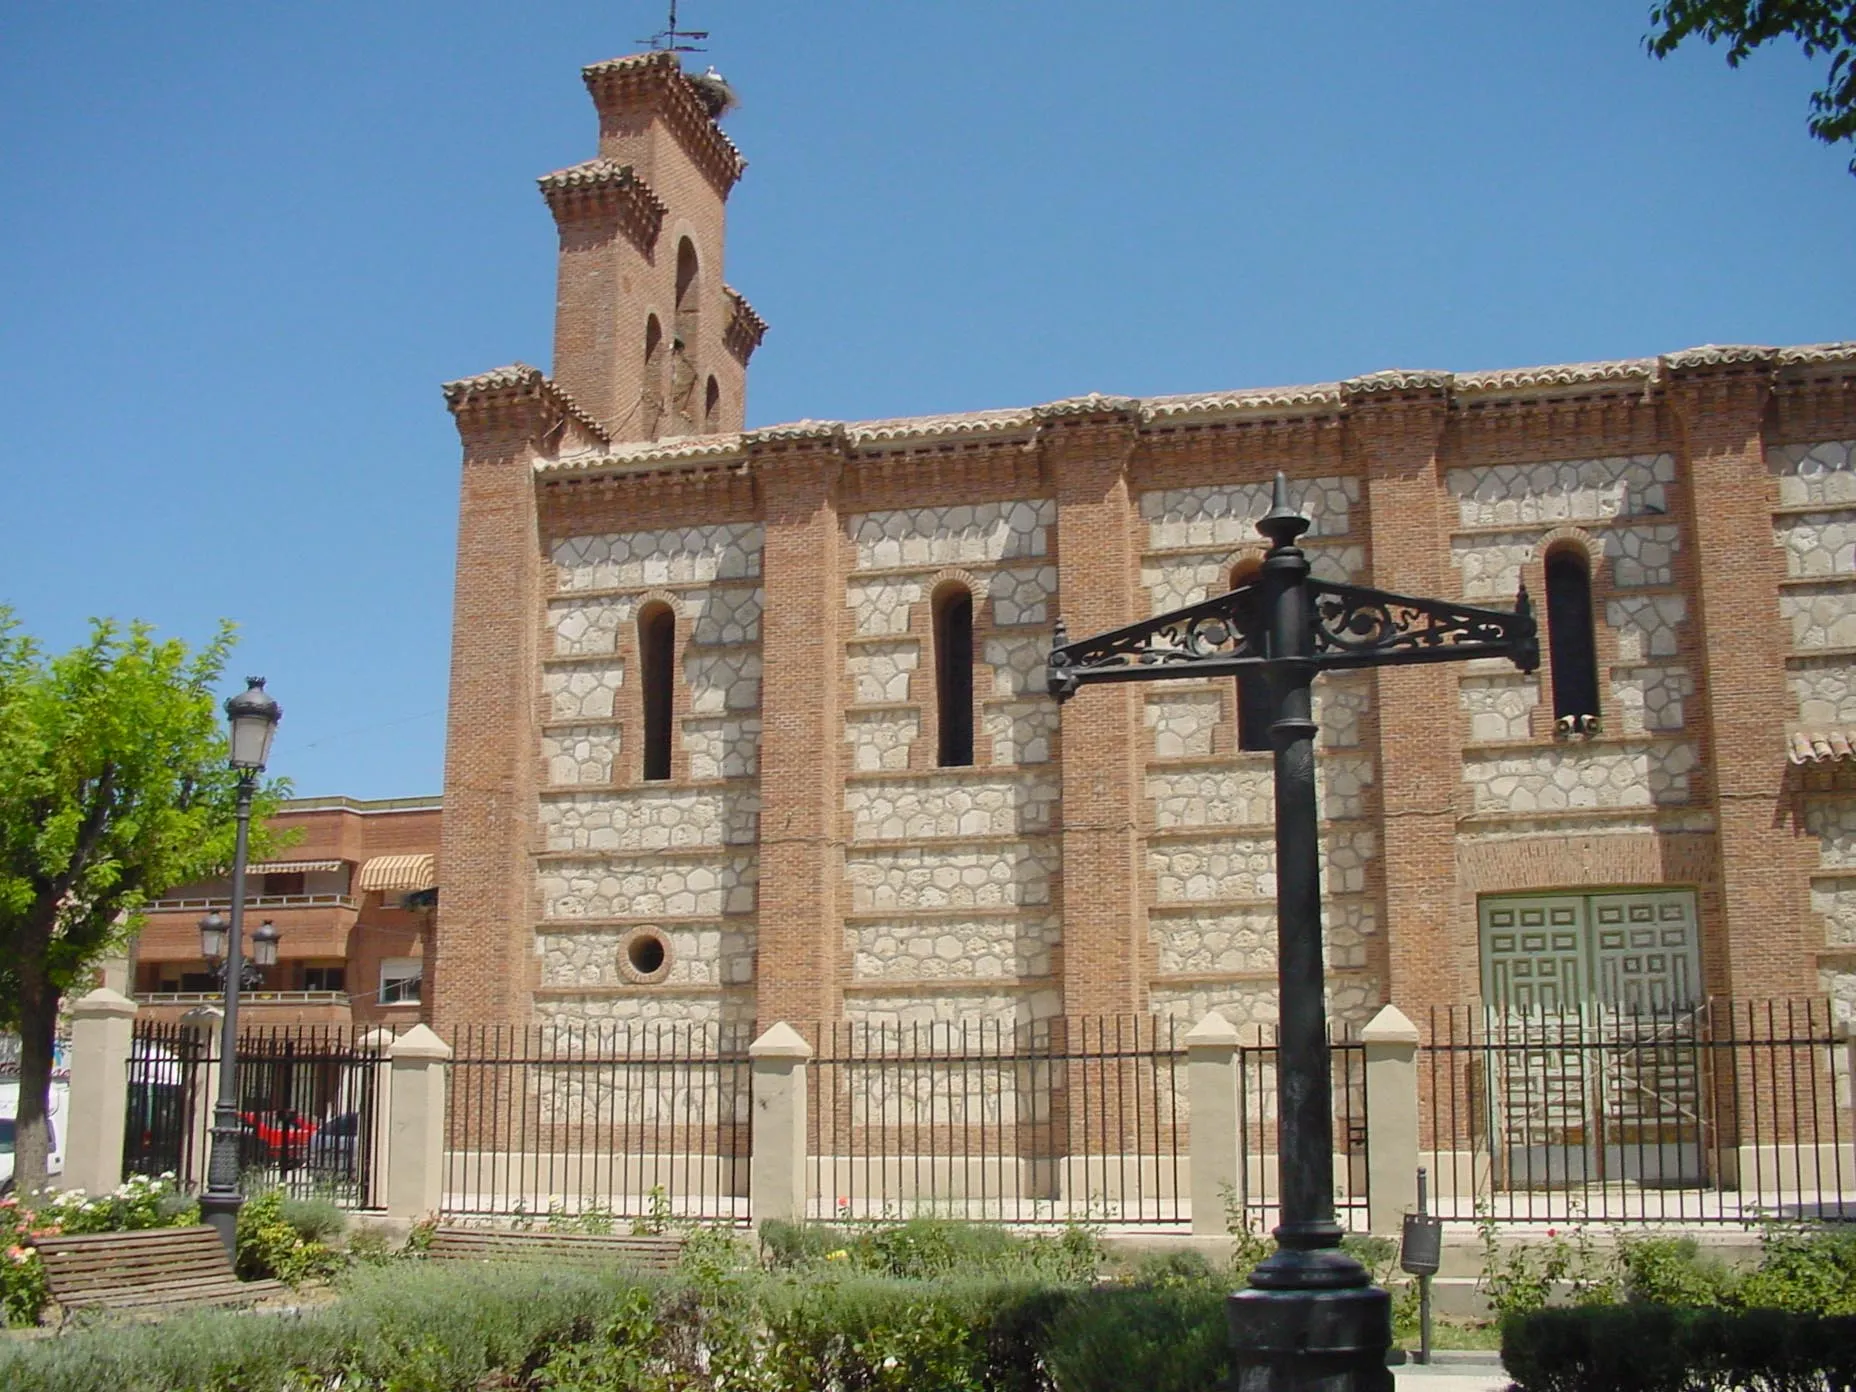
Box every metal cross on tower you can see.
[1045,473,1538,1391]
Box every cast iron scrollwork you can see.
[1309,580,1538,673]
[1046,587,1267,700]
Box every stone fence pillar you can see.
[1362,1004,1421,1234]
[64,988,138,1196]
[1185,1011,1242,1236]
[748,1023,811,1225]
[385,1025,450,1220]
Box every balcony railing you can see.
[133,990,352,1007]
[144,894,357,911]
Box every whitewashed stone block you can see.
[846,710,920,771]
[848,643,919,704]
[543,663,624,721]
[846,775,1060,841]
[1141,477,1358,550]
[543,725,620,786]
[538,855,759,919]
[1772,439,1856,509]
[683,717,761,780]
[849,501,1053,570]
[1446,454,1674,528]
[553,523,763,590]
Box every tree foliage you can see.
[0,611,285,1194]
[1647,1,1856,170]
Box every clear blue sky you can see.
[2,2,1851,799]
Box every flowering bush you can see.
[0,1174,198,1326]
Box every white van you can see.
[0,1081,70,1194]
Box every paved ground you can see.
[1395,1354,1510,1391]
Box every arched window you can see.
[1230,561,1272,752]
[672,239,700,429]
[703,375,721,433]
[933,584,975,767]
[642,314,664,437]
[638,602,676,781]
[1545,547,1600,730]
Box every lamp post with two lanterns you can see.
[198,677,283,1256]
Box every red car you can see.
[239,1110,318,1161]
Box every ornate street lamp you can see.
[199,677,282,1257]
[200,914,279,994]
[1047,476,1536,1391]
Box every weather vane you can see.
[639,1,707,53]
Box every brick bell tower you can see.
[544,51,765,441]
[434,54,765,1034]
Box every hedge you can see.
[0,1260,1239,1392]
[1502,1304,1856,1392]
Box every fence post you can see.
[179,1006,223,1191]
[1362,1003,1421,1235]
[385,1024,450,1220]
[1185,1011,1242,1236]
[64,987,138,1196]
[359,1028,396,1210]
[748,1022,811,1226]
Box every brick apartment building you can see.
[132,796,439,1029]
[430,49,1856,1039]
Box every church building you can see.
[432,50,1856,1038]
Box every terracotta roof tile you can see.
[1790,730,1856,764]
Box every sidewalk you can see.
[1394,1353,1510,1391]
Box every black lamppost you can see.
[198,677,282,1256]
[1047,476,1536,1391]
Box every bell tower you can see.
[543,52,765,441]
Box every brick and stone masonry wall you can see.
[840,499,1064,1028]
[1775,439,1856,1016]
[535,522,764,1030]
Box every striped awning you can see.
[357,853,437,892]
[251,860,345,875]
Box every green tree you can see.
[1647,2,1856,171]
[0,612,284,1195]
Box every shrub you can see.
[0,1261,651,1392]
[759,1216,1101,1284]
[1736,1224,1856,1316]
[1617,1235,1737,1309]
[1124,1247,1222,1289]
[1502,1303,1856,1392]
[278,1193,346,1245]
[235,1187,343,1284]
[1045,1284,1228,1392]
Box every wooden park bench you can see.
[427,1224,686,1273]
[33,1225,286,1323]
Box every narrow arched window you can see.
[1545,548,1600,728]
[642,314,665,437]
[703,375,721,432]
[672,240,701,430]
[1230,563,1272,752]
[638,602,676,781]
[934,585,975,767]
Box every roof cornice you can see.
[581,51,747,197]
[537,160,667,251]
[442,363,609,446]
[723,284,767,365]
[526,340,1856,480]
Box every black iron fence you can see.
[124,1022,386,1207]
[1421,999,1852,1224]
[442,1021,754,1223]
[1237,1026,1369,1235]
[807,1015,1186,1225]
